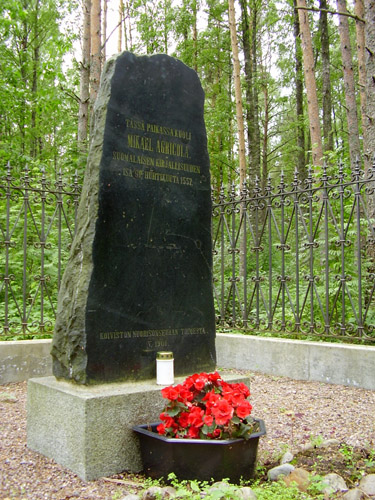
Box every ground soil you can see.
[1,369,375,499]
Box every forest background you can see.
[1,0,375,187]
[1,0,375,339]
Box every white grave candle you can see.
[156,351,174,385]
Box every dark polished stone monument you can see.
[51,52,216,383]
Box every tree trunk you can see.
[118,0,124,53]
[78,0,91,160]
[294,0,306,179]
[228,0,247,189]
[251,3,261,178]
[31,0,41,158]
[262,79,269,190]
[90,0,102,105]
[102,0,108,60]
[228,0,247,281]
[125,1,133,51]
[320,0,334,153]
[337,0,361,168]
[364,0,375,230]
[355,0,368,170]
[296,0,323,168]
[239,0,255,188]
[192,0,198,72]
[163,0,168,54]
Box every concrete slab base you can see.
[27,373,249,481]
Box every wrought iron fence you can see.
[0,164,81,338]
[212,161,375,343]
[2,161,375,343]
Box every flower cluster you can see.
[157,371,256,440]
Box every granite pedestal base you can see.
[27,374,249,481]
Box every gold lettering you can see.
[156,140,190,158]
[100,328,206,340]
[127,134,154,152]
[144,170,180,184]
[99,331,133,340]
[146,122,192,141]
[155,158,200,174]
[181,327,206,335]
[113,151,130,161]
[133,169,144,179]
[126,119,145,131]
[181,176,193,186]
[123,167,132,177]
[137,155,155,166]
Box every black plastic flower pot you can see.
[133,417,266,483]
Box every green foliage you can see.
[0,0,80,175]
[1,0,372,342]
[252,480,317,499]
[140,473,317,500]
[212,169,375,342]
[0,165,80,338]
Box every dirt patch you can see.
[260,442,375,488]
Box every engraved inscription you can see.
[99,327,207,340]
[111,117,203,187]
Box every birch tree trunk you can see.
[118,0,124,53]
[125,1,132,51]
[78,0,91,160]
[90,0,102,105]
[296,0,323,168]
[337,0,361,168]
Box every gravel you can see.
[1,370,375,499]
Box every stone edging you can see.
[1,335,375,389]
[216,333,375,390]
[0,340,53,384]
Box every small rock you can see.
[237,486,257,499]
[267,464,295,481]
[298,442,314,452]
[142,486,176,499]
[0,392,18,403]
[280,451,294,464]
[321,473,348,495]
[206,482,242,499]
[208,481,230,493]
[342,488,364,500]
[319,438,340,448]
[346,433,365,448]
[283,468,310,492]
[163,487,177,498]
[359,474,375,496]
[121,495,140,500]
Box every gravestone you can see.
[51,52,216,384]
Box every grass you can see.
[107,439,375,499]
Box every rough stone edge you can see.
[50,55,118,383]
